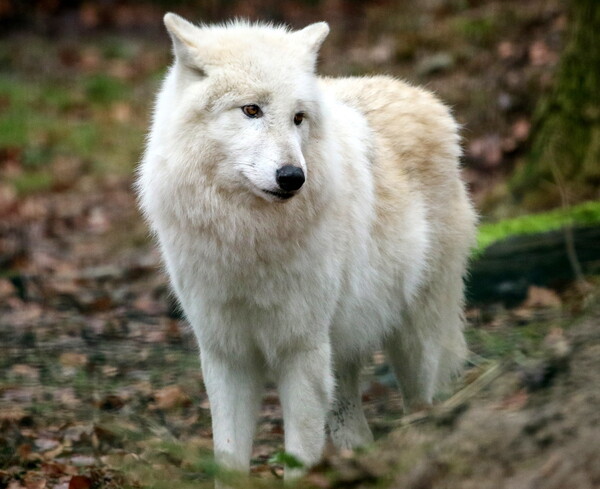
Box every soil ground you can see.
[1,168,598,489]
[344,305,600,489]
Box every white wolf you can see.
[137,12,476,482]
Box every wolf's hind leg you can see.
[384,329,439,411]
[327,360,373,449]
[385,304,466,412]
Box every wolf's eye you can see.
[294,112,305,126]
[242,105,262,118]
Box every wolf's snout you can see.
[276,165,305,191]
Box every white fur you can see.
[137,13,477,483]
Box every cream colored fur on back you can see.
[137,14,477,485]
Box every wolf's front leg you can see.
[277,343,334,481]
[200,350,263,479]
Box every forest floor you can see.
[1,181,599,489]
[1,0,599,488]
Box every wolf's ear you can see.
[295,22,330,56]
[164,13,204,71]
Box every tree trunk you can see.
[510,0,600,210]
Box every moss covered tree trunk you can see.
[511,0,599,210]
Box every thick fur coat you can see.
[137,13,477,482]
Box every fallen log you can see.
[466,225,600,306]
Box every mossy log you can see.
[466,224,600,306]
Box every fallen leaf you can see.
[529,40,558,66]
[511,118,531,141]
[522,286,562,309]
[34,438,59,452]
[8,482,26,489]
[42,443,64,461]
[0,183,17,215]
[361,381,390,402]
[68,475,91,489]
[499,388,529,410]
[101,365,118,378]
[63,424,94,444]
[305,472,332,488]
[87,207,110,234]
[69,456,96,467]
[468,135,503,168]
[151,385,191,410]
[9,364,40,381]
[542,327,571,360]
[53,388,80,408]
[51,156,83,191]
[497,41,515,59]
[59,353,88,368]
[23,473,46,489]
[111,102,132,121]
[41,462,68,478]
[0,405,26,422]
[0,277,16,299]
[164,319,182,343]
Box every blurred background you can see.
[0,1,599,488]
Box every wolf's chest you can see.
[164,228,324,305]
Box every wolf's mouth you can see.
[261,189,295,200]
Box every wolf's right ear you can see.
[164,13,204,72]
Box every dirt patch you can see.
[328,306,600,489]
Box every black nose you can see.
[276,165,305,192]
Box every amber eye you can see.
[241,104,262,118]
[294,112,305,126]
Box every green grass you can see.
[476,200,600,253]
[0,36,159,195]
[11,170,53,193]
[466,318,559,360]
[451,16,498,46]
[0,71,146,192]
[85,74,130,104]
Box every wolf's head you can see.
[155,14,329,204]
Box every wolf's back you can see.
[320,75,475,249]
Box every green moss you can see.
[476,200,600,253]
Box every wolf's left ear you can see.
[295,22,330,56]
